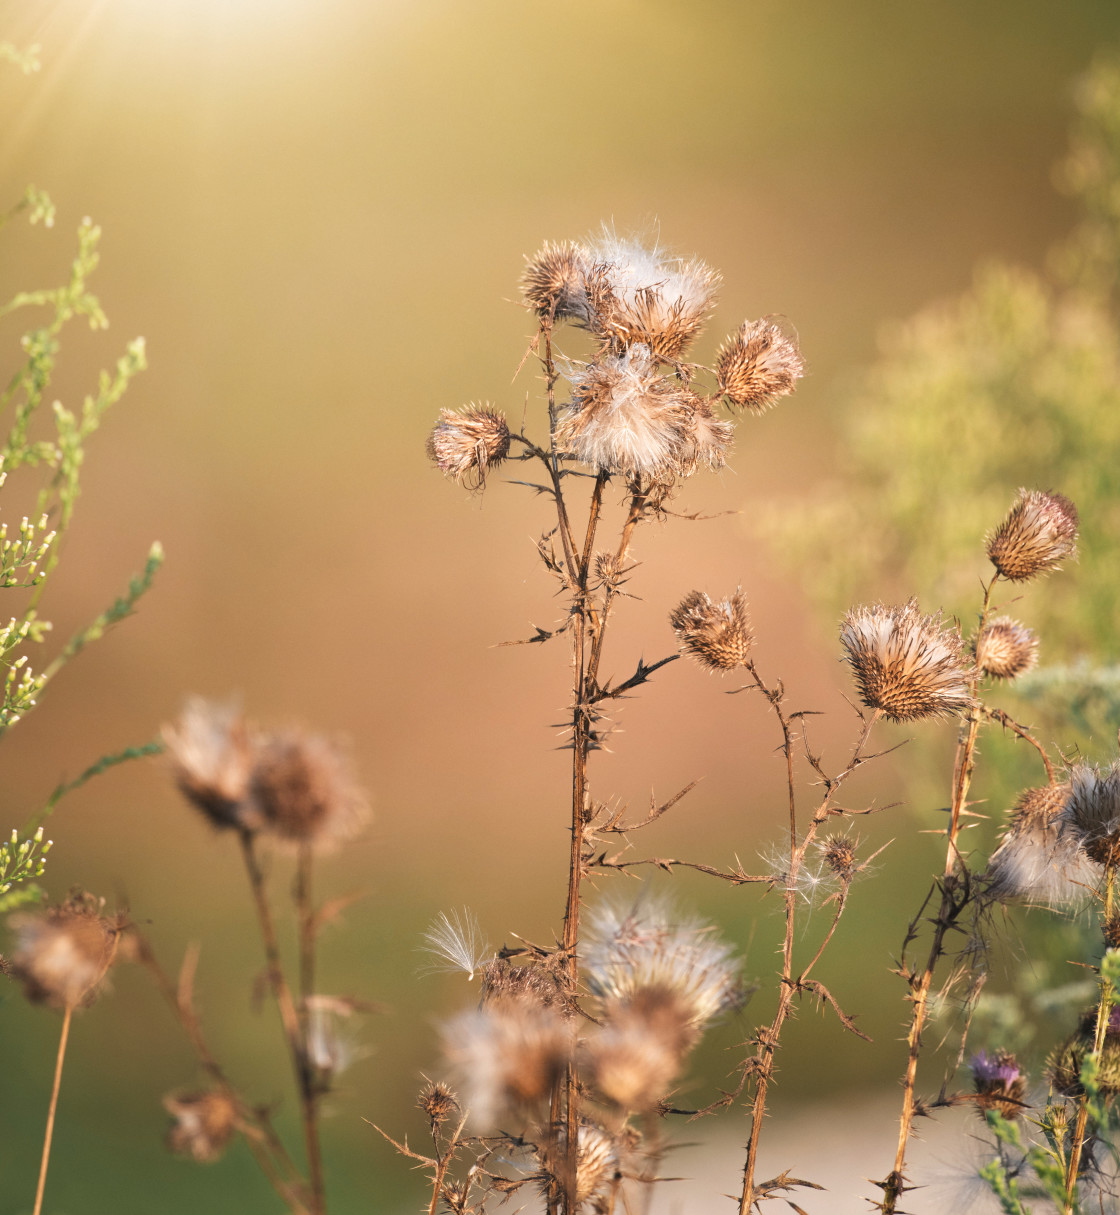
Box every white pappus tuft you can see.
[420,907,492,980]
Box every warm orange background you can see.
[1,2,1116,1211]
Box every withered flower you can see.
[250,729,370,852]
[418,1079,459,1133]
[584,987,693,1110]
[970,1050,1027,1119]
[426,404,511,489]
[675,394,734,476]
[1060,760,1120,870]
[974,616,1039,681]
[521,240,592,323]
[986,782,1096,906]
[716,318,804,413]
[839,600,975,723]
[669,588,752,672]
[986,489,1079,582]
[539,1124,620,1212]
[8,891,122,1009]
[163,1089,239,1163]
[820,834,859,883]
[162,697,259,831]
[1050,1007,1120,1097]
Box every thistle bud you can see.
[669,588,753,672]
[8,892,122,1009]
[426,404,511,489]
[839,599,975,723]
[716,318,804,413]
[1050,1007,1120,1097]
[163,1090,239,1163]
[974,616,1039,681]
[986,489,1079,582]
[1060,760,1120,869]
[970,1049,1027,1119]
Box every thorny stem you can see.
[737,667,881,1214]
[882,573,999,1213]
[239,833,326,1215]
[295,845,316,1030]
[33,1003,72,1215]
[1064,866,1118,1210]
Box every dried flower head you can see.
[974,616,1039,681]
[986,489,1079,582]
[163,1089,239,1163]
[970,1050,1027,1119]
[582,896,743,1033]
[250,729,370,851]
[1060,760,1120,869]
[426,404,511,489]
[986,782,1098,906]
[669,588,752,672]
[675,394,734,476]
[820,833,859,882]
[441,996,573,1130]
[540,1124,620,1212]
[418,1078,459,1132]
[421,908,492,980]
[521,240,593,323]
[162,697,259,831]
[839,599,975,723]
[556,345,695,479]
[716,318,804,413]
[480,959,563,1010]
[305,995,365,1085]
[1050,1007,1120,1097]
[582,229,720,360]
[8,891,122,1009]
[584,987,693,1109]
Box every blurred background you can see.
[2,1,1120,1211]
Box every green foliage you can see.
[0,826,51,913]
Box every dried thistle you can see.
[1060,760,1120,869]
[584,987,694,1110]
[162,697,259,831]
[986,782,1097,906]
[540,1124,620,1212]
[669,588,752,672]
[969,1050,1027,1119]
[675,394,734,476]
[715,318,804,413]
[839,599,975,723]
[8,891,122,1009]
[479,958,563,1010]
[986,488,1079,582]
[426,404,511,489]
[163,1089,239,1163]
[521,240,592,323]
[819,833,859,882]
[250,729,370,852]
[1050,1007,1120,1097]
[974,615,1039,681]
[418,1079,459,1133]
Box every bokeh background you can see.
[2,2,1119,1211]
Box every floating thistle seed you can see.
[1050,1007,1120,1097]
[839,599,975,723]
[441,995,573,1130]
[521,240,593,323]
[8,891,122,1009]
[250,729,370,852]
[669,588,753,672]
[556,345,697,479]
[1060,760,1120,869]
[426,404,511,489]
[969,1049,1027,1119]
[974,616,1039,681]
[986,782,1097,906]
[163,1089,239,1163]
[162,697,260,831]
[582,229,720,360]
[986,489,1079,582]
[715,318,804,414]
[584,987,694,1110]
[582,896,743,1033]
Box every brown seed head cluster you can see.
[426,404,511,489]
[986,782,1097,906]
[8,891,122,1009]
[669,588,752,672]
[163,1089,239,1163]
[839,599,975,723]
[716,318,804,413]
[986,489,1079,581]
[1060,760,1120,870]
[974,616,1039,681]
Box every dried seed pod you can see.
[164,1089,239,1163]
[974,616,1039,681]
[986,489,1079,582]
[716,318,804,413]
[669,588,752,672]
[427,404,511,489]
[839,599,975,723]
[162,697,260,831]
[8,891,122,1009]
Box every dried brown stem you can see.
[32,1003,72,1215]
[982,705,1056,784]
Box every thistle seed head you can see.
[669,588,752,672]
[974,616,1039,681]
[969,1050,1027,1120]
[986,782,1097,906]
[521,240,593,323]
[162,697,260,832]
[584,987,693,1110]
[839,599,975,723]
[8,891,122,1009]
[426,405,511,489]
[986,489,1079,582]
[480,959,563,1010]
[1060,760,1120,869]
[1050,1008,1120,1097]
[163,1089,239,1163]
[250,729,370,852]
[674,394,734,477]
[540,1124,620,1210]
[418,1079,459,1132]
[305,995,364,1086]
[820,833,859,882]
[715,318,804,414]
